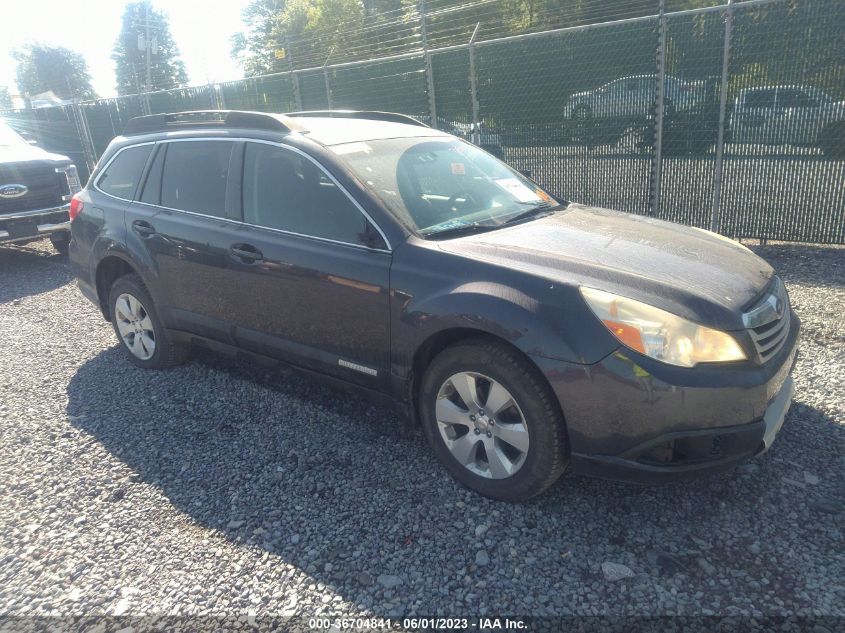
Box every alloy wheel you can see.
[435,371,530,479]
[114,292,156,360]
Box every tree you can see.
[12,44,97,101]
[233,0,393,75]
[113,1,188,96]
[231,0,291,77]
[0,87,12,110]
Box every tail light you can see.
[69,194,84,222]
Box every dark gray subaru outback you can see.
[69,110,798,501]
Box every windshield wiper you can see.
[422,222,499,240]
[502,201,565,226]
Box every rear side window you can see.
[161,141,233,217]
[97,144,153,199]
[242,143,369,245]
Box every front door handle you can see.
[132,220,156,237]
[230,243,263,263]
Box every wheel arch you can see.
[94,253,148,320]
[408,327,567,437]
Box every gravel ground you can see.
[0,239,843,629]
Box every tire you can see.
[419,338,568,501]
[108,273,189,369]
[50,231,70,255]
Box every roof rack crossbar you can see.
[285,110,429,128]
[123,110,298,136]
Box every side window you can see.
[96,145,153,199]
[161,141,233,216]
[242,143,370,246]
[139,144,166,205]
[743,90,776,109]
[778,89,818,109]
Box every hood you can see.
[0,142,71,165]
[438,204,774,331]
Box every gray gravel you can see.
[0,239,843,624]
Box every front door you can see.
[224,141,392,391]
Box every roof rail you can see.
[123,110,300,136]
[285,110,429,128]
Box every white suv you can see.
[562,74,708,121]
[730,85,845,157]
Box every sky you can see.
[0,0,252,101]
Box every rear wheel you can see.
[108,273,188,369]
[420,338,568,501]
[50,231,70,255]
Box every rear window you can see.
[97,144,153,199]
[160,141,233,216]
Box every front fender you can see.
[392,279,618,380]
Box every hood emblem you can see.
[0,184,28,199]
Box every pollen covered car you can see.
[69,110,798,501]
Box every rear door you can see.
[223,141,392,390]
[123,138,248,342]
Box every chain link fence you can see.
[2,0,842,243]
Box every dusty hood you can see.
[438,204,774,330]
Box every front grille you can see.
[743,277,791,363]
[0,162,66,215]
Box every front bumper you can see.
[531,311,800,483]
[0,206,71,243]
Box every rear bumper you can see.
[531,312,800,483]
[0,206,70,243]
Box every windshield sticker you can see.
[494,178,542,203]
[450,162,466,175]
[332,142,372,156]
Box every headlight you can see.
[580,287,746,367]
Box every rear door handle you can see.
[230,243,263,263]
[132,220,156,237]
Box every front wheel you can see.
[108,273,189,369]
[420,339,568,501]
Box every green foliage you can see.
[113,1,188,96]
[231,0,290,77]
[0,87,12,110]
[12,44,97,101]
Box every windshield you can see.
[329,137,561,237]
[0,122,27,147]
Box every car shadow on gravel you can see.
[0,243,70,303]
[65,344,845,615]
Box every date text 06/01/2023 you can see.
[307,617,528,630]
